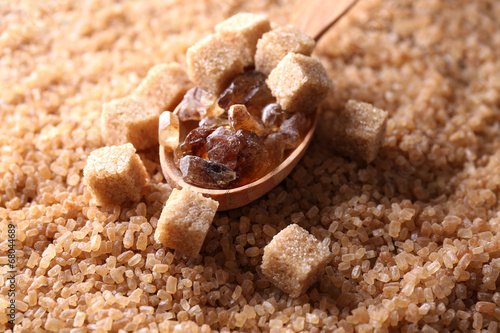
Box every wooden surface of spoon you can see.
[293,0,359,42]
[160,0,359,211]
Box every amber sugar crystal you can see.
[235,129,271,182]
[228,104,266,136]
[158,111,180,151]
[179,155,238,189]
[261,103,285,131]
[275,112,309,150]
[206,127,241,170]
[178,125,216,159]
[264,132,285,167]
[199,114,230,128]
[174,87,224,122]
[218,71,274,116]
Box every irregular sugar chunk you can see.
[159,111,180,150]
[180,155,238,189]
[83,143,149,206]
[261,224,331,298]
[173,146,184,168]
[187,33,244,95]
[228,104,266,136]
[154,187,219,256]
[330,100,388,163]
[206,127,240,170]
[277,112,309,149]
[261,103,285,131]
[133,62,192,111]
[218,71,274,116]
[264,133,285,167]
[215,13,271,67]
[174,87,224,122]
[267,53,333,113]
[199,115,230,128]
[255,25,315,75]
[179,126,217,158]
[101,97,161,150]
[235,129,272,182]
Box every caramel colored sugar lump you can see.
[261,224,331,298]
[133,62,192,112]
[267,53,333,113]
[255,25,315,75]
[215,13,271,67]
[154,187,219,256]
[187,34,244,95]
[101,96,161,150]
[228,104,266,136]
[83,143,150,206]
[332,99,389,163]
[159,111,180,150]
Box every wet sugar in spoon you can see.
[159,0,359,211]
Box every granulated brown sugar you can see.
[2,0,500,332]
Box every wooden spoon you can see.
[293,0,360,43]
[160,0,359,211]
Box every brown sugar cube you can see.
[154,187,219,257]
[255,25,315,75]
[101,97,160,150]
[215,13,271,67]
[159,111,180,151]
[133,62,192,112]
[261,224,331,298]
[331,99,388,164]
[187,33,244,95]
[83,143,150,206]
[267,53,332,114]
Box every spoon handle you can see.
[292,0,360,42]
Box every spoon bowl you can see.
[160,111,318,211]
